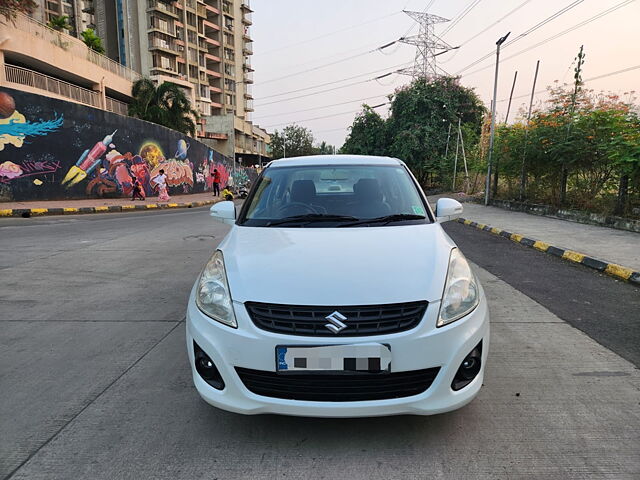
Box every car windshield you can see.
[238,164,431,227]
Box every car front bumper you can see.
[186,287,489,417]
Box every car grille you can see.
[235,367,441,402]
[244,301,428,337]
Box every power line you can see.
[462,0,636,78]
[253,94,389,121]
[497,63,640,104]
[256,62,410,101]
[440,0,483,37]
[455,0,585,75]
[255,61,412,107]
[258,46,388,85]
[258,11,404,57]
[458,0,533,46]
[263,103,390,129]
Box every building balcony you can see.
[242,12,252,25]
[206,68,222,78]
[4,13,140,99]
[148,21,177,37]
[149,40,179,55]
[147,0,180,19]
[206,4,220,18]
[5,64,129,116]
[243,42,253,55]
[5,63,101,108]
[205,53,221,63]
[203,19,220,31]
[241,0,253,12]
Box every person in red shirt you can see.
[211,168,221,197]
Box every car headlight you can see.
[196,250,237,328]
[437,248,479,327]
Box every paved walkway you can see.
[0,191,219,211]
[456,202,640,272]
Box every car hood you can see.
[219,224,455,305]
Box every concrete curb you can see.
[457,217,640,286]
[0,199,218,218]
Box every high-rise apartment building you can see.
[31,0,96,37]
[95,0,268,162]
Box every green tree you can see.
[47,15,70,31]
[81,28,105,54]
[0,0,37,22]
[386,77,485,186]
[341,105,387,156]
[314,140,335,155]
[270,125,316,159]
[340,77,485,188]
[129,78,199,137]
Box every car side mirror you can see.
[435,198,463,223]
[210,201,236,225]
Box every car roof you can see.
[266,155,405,168]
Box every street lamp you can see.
[484,32,510,206]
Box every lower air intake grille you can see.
[235,367,440,402]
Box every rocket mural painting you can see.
[0,87,258,202]
[62,130,117,187]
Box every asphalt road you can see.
[442,221,640,367]
[1,208,638,479]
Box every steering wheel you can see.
[277,202,318,216]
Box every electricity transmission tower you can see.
[398,10,453,80]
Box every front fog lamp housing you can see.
[437,248,479,327]
[196,250,237,328]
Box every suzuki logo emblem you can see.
[325,311,348,334]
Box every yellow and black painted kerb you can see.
[457,218,640,286]
[0,200,218,219]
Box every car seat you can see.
[285,180,326,214]
[352,178,391,218]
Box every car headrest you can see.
[291,180,316,202]
[354,178,382,202]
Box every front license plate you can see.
[276,343,391,373]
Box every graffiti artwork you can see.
[0,91,63,151]
[0,88,257,202]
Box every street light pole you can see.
[484,32,510,206]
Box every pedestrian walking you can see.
[152,169,171,202]
[211,168,221,197]
[131,176,145,201]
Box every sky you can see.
[249,0,640,148]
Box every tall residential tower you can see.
[95,0,268,163]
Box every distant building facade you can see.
[95,0,269,161]
[31,0,96,37]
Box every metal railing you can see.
[105,97,129,116]
[14,12,141,83]
[6,64,130,116]
[5,64,101,108]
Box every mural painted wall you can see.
[0,88,257,201]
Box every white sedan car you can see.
[186,155,489,417]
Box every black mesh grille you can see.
[244,301,428,336]
[235,367,440,401]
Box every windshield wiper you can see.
[337,214,426,227]
[265,214,359,227]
